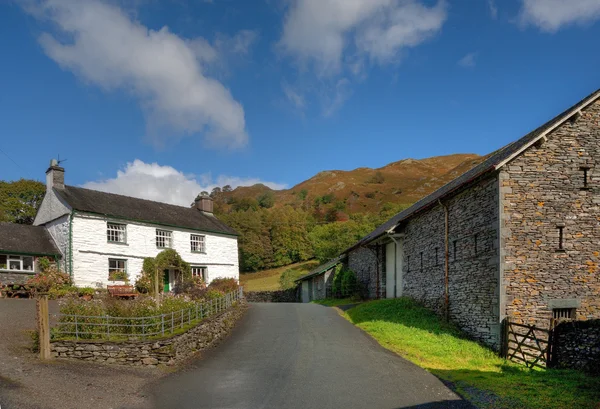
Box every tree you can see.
[0,179,46,224]
[222,185,233,192]
[232,197,259,212]
[210,187,222,198]
[308,220,374,263]
[258,191,275,209]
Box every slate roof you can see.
[295,256,345,283]
[55,186,238,236]
[346,88,600,252]
[0,222,61,256]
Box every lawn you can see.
[343,298,600,409]
[239,260,319,292]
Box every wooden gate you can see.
[500,318,556,369]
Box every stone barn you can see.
[342,88,600,350]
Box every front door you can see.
[385,242,396,298]
[163,269,170,292]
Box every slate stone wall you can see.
[0,272,32,285]
[245,288,299,302]
[50,300,248,366]
[501,99,600,327]
[552,319,600,375]
[401,175,501,348]
[347,246,380,299]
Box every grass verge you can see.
[312,298,358,307]
[343,298,600,409]
[239,260,319,291]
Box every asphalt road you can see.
[150,303,472,409]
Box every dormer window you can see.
[580,167,591,190]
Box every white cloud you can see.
[457,52,476,68]
[279,0,447,76]
[24,0,248,148]
[282,82,305,109]
[322,78,352,117]
[488,0,498,19]
[82,160,287,207]
[518,0,600,32]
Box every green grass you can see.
[343,298,600,409]
[240,260,319,291]
[312,298,358,307]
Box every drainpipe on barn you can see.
[438,199,450,322]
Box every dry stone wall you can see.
[552,319,600,375]
[501,99,600,327]
[245,288,299,302]
[50,300,248,366]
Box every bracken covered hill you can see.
[217,154,484,215]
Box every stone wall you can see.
[501,99,600,327]
[50,301,248,366]
[347,246,380,299]
[0,272,32,285]
[401,174,501,348]
[552,319,600,375]
[245,288,299,302]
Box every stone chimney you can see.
[46,159,65,190]
[194,194,214,215]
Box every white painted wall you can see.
[70,212,239,288]
[34,188,70,226]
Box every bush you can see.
[340,267,358,297]
[332,264,343,296]
[135,272,152,294]
[26,265,71,295]
[173,276,207,300]
[48,286,78,300]
[279,268,305,290]
[78,287,95,297]
[208,278,238,294]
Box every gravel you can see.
[0,299,159,409]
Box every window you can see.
[156,229,173,248]
[108,258,127,281]
[557,226,565,251]
[580,167,591,190]
[190,234,206,253]
[0,255,34,272]
[107,223,126,243]
[191,266,208,281]
[553,308,575,320]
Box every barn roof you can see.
[295,256,345,283]
[345,88,600,253]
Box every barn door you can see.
[385,242,396,298]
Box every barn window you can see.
[580,167,591,190]
[553,308,575,320]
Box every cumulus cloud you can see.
[82,160,287,207]
[279,0,447,76]
[457,52,476,68]
[24,0,248,148]
[518,0,600,32]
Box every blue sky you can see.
[1,0,599,206]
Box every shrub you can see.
[208,278,238,294]
[331,264,343,296]
[108,270,128,282]
[340,267,358,297]
[78,287,95,297]
[279,268,304,290]
[26,265,71,295]
[135,272,152,294]
[48,286,78,299]
[173,276,207,300]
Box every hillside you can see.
[216,153,483,216]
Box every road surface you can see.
[150,303,471,409]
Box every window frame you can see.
[156,229,173,249]
[190,234,206,253]
[0,254,35,273]
[553,308,575,320]
[107,222,127,244]
[191,266,208,282]
[108,258,128,281]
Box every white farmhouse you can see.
[23,160,239,289]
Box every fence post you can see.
[501,317,509,359]
[75,315,79,341]
[161,314,165,336]
[36,295,51,360]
